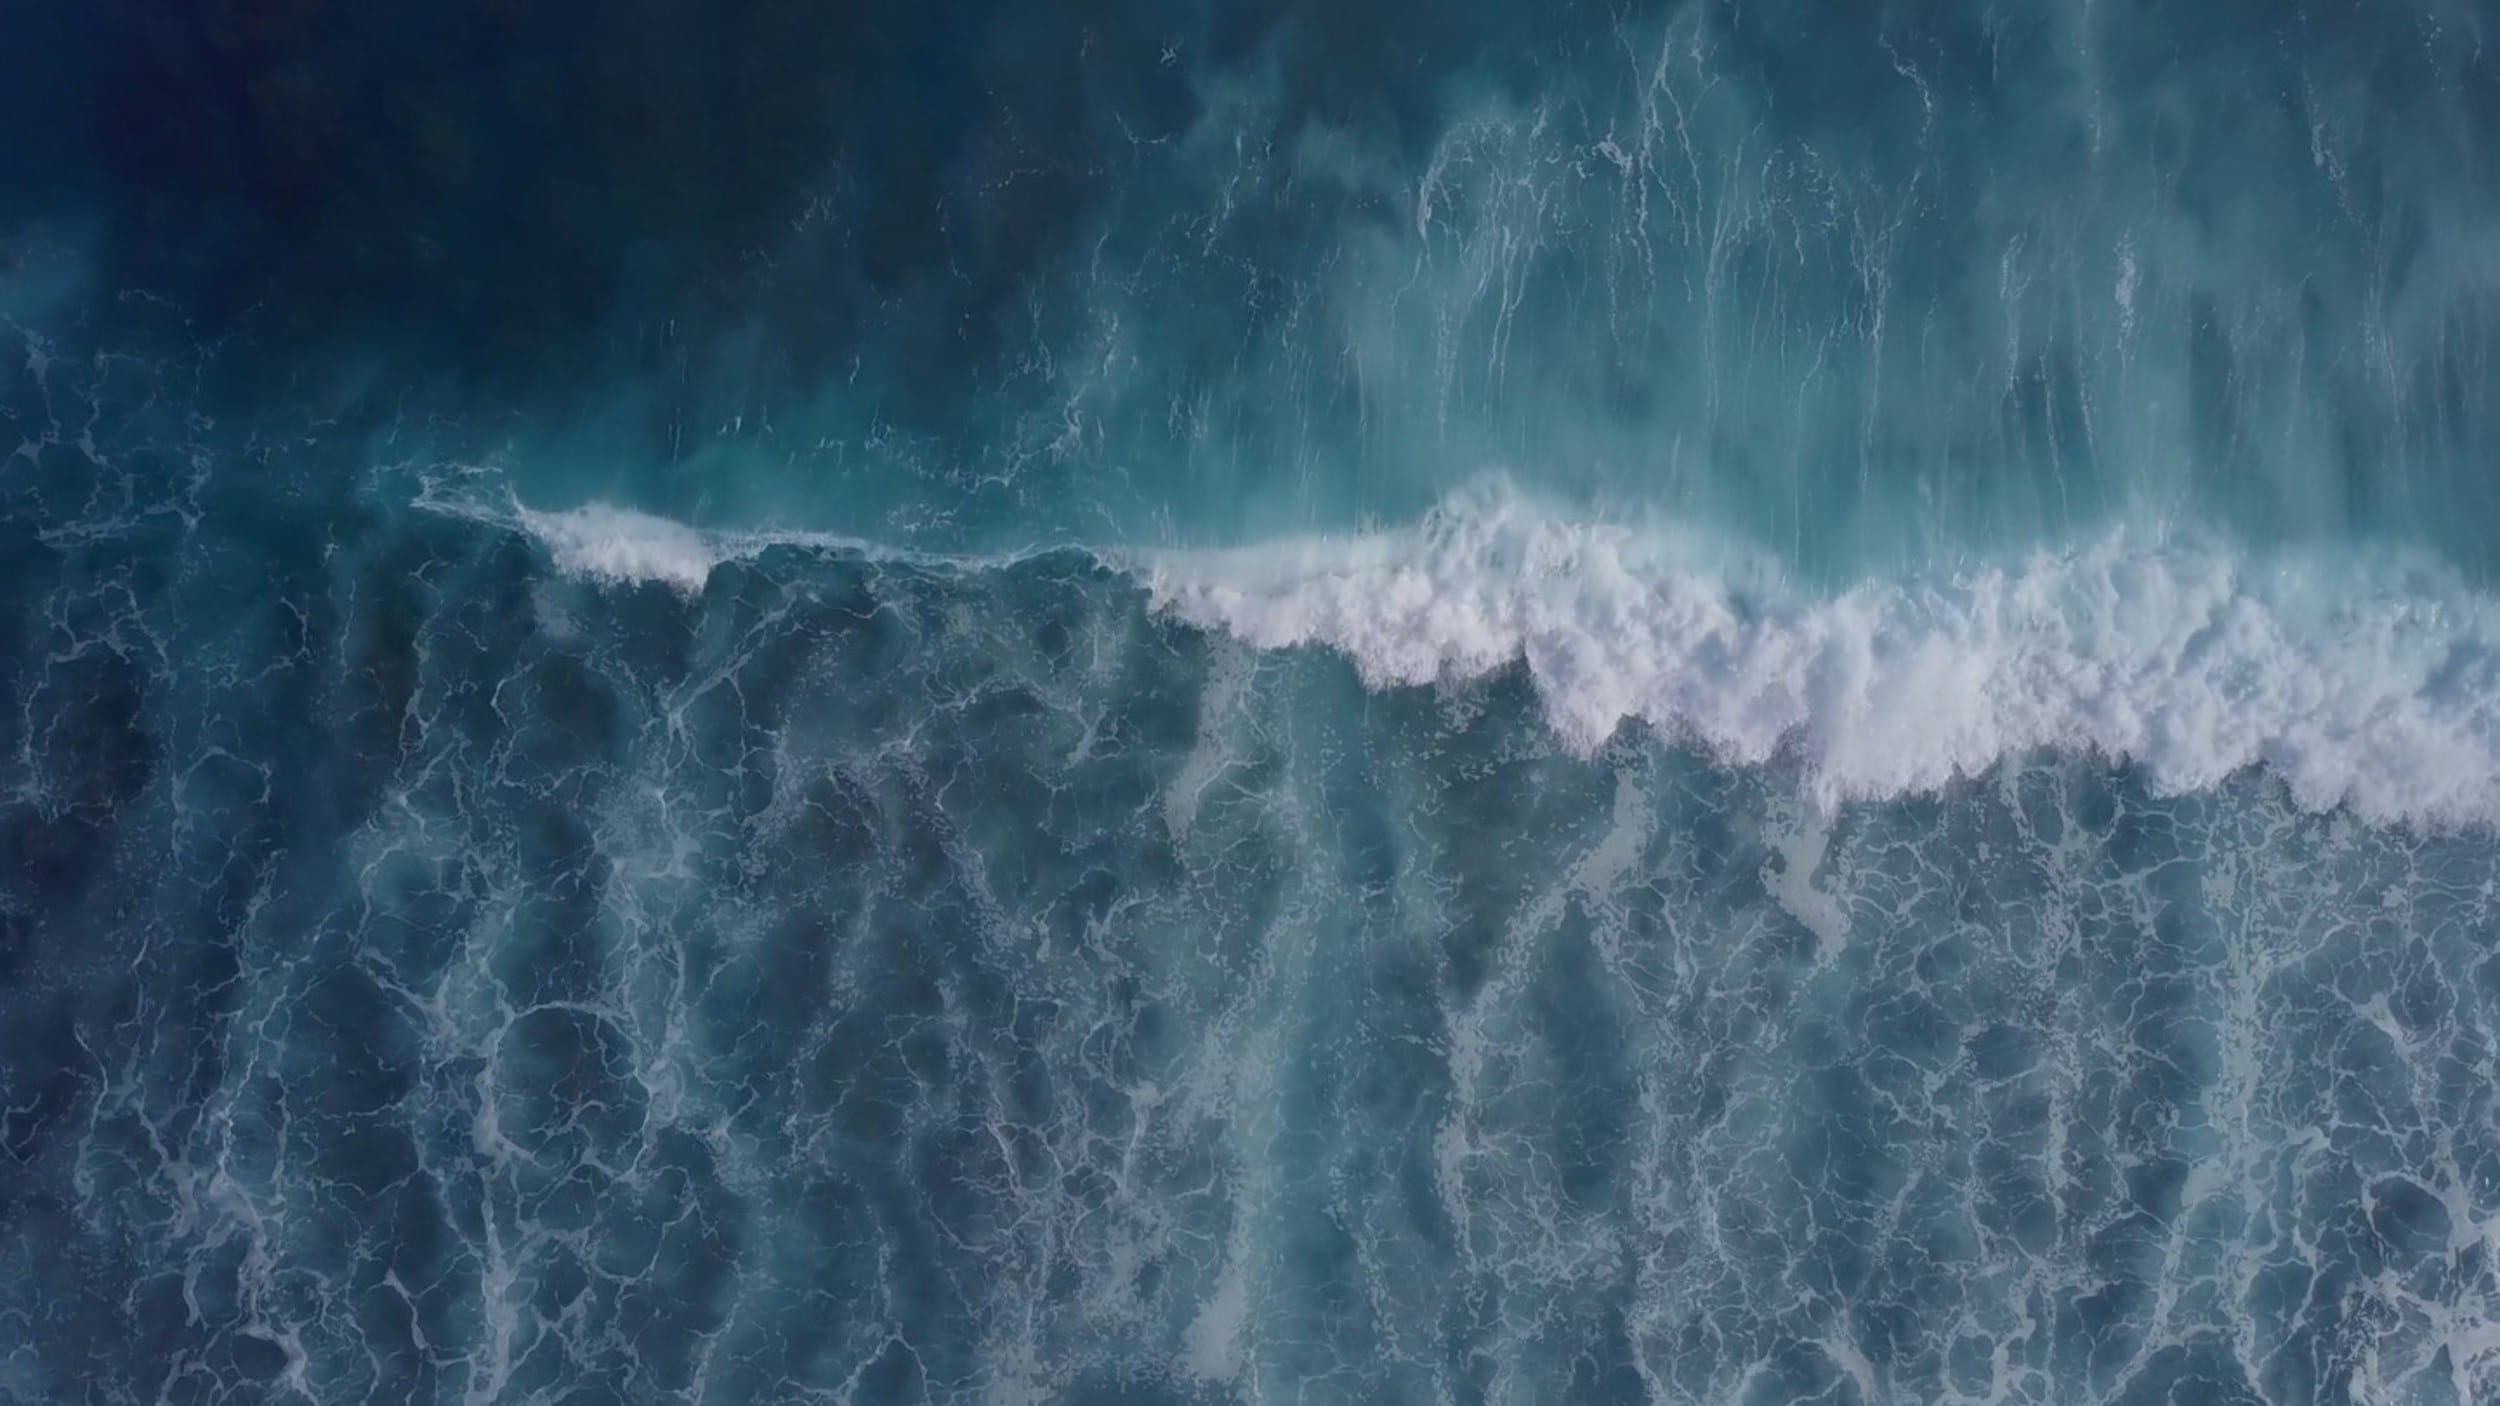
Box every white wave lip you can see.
[513,503,731,593]
[505,501,920,593]
[1146,491,2500,827]
[496,499,989,593]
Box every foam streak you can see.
[1146,490,2500,827]
[492,489,2500,827]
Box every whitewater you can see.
[498,487,2500,828]
[14,0,2500,1399]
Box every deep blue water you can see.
[7,2,2500,1402]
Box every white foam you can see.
[449,486,2500,827]
[1143,486,2500,828]
[421,490,942,594]
[515,503,729,593]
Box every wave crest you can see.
[477,486,2500,827]
[1145,489,2500,827]
[515,503,729,593]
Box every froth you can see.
[480,488,2500,827]
[468,497,916,593]
[516,503,727,593]
[1144,488,2500,828]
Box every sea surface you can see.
[6,1,2500,1401]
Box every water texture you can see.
[5,1,2500,1401]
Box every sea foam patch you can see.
[516,503,730,593]
[1144,487,2500,828]
[483,486,2500,828]
[429,491,925,594]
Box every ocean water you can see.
[6,1,2500,1402]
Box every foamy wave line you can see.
[1144,489,2500,828]
[419,493,1006,591]
[459,488,2500,828]
[516,502,748,592]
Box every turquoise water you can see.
[422,1,2500,582]
[7,2,2500,1402]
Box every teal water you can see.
[396,2,2500,585]
[7,2,2500,1402]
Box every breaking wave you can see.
[503,485,2500,828]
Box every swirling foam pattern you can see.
[9,0,2500,1400]
[3,336,2498,1403]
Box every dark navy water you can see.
[7,2,2500,1402]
